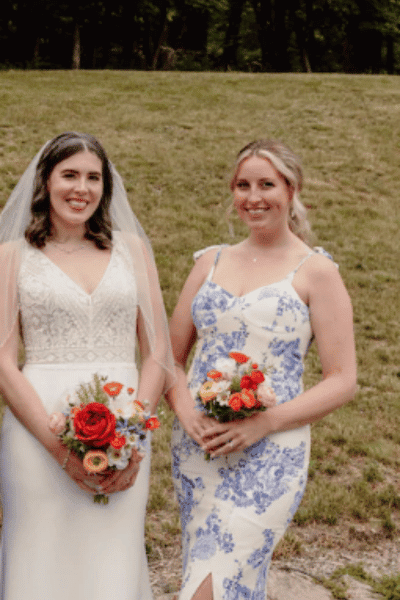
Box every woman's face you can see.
[232,155,292,233]
[47,150,103,232]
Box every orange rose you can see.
[229,352,250,364]
[242,389,256,408]
[103,382,123,396]
[228,392,243,411]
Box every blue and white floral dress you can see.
[171,246,331,600]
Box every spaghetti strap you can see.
[287,250,315,281]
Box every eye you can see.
[89,174,102,181]
[260,180,274,188]
[236,180,249,189]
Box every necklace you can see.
[49,241,86,254]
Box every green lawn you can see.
[1,71,399,591]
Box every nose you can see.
[74,176,89,194]
[247,185,262,203]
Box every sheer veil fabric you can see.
[0,141,175,391]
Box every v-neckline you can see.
[34,244,114,298]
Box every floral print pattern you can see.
[172,246,333,600]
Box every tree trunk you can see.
[386,36,394,74]
[72,21,81,69]
[222,0,246,70]
[251,0,272,71]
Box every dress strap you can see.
[193,245,229,280]
[287,246,338,282]
[287,250,315,282]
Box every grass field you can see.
[0,71,399,596]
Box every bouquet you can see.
[197,352,277,458]
[49,374,160,503]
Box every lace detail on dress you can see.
[18,234,138,365]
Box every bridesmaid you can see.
[167,139,356,600]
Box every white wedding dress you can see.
[0,234,153,600]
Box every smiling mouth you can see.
[246,206,271,214]
[68,199,88,210]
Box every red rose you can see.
[74,402,116,448]
[228,393,243,411]
[250,370,265,385]
[145,416,160,431]
[240,375,253,390]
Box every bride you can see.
[0,132,174,600]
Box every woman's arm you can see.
[165,250,219,445]
[202,256,357,457]
[0,322,107,494]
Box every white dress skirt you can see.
[0,235,153,600]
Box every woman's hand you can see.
[201,413,269,458]
[99,449,144,495]
[177,404,218,447]
[62,447,143,496]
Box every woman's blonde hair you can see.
[230,139,312,243]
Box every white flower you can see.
[110,393,140,419]
[214,357,237,379]
[106,445,132,469]
[211,380,231,394]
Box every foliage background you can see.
[0,71,399,593]
[1,0,400,73]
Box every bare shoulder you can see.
[303,251,341,286]
[191,245,222,277]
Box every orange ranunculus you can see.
[133,400,145,410]
[242,389,256,408]
[207,370,223,380]
[229,352,250,364]
[251,363,258,369]
[83,450,108,473]
[199,381,217,404]
[145,416,160,430]
[127,387,135,395]
[250,370,265,385]
[103,382,124,396]
[110,432,126,449]
[228,392,243,411]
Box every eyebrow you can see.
[61,168,102,176]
